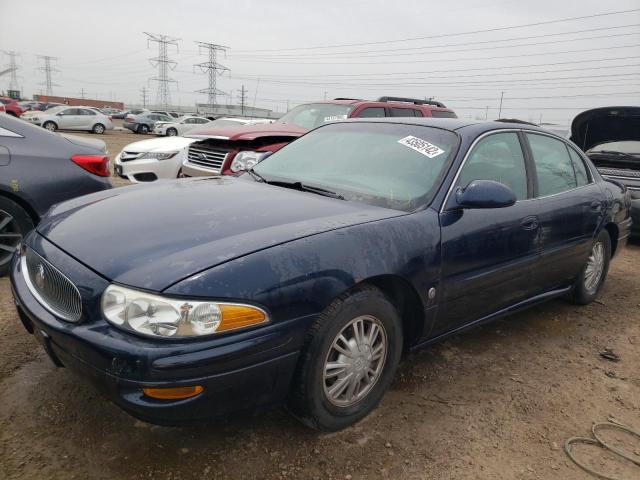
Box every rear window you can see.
[431,111,458,118]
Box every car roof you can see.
[340,117,553,135]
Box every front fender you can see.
[165,209,441,328]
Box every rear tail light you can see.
[125,117,133,123]
[71,155,110,177]
[108,116,112,121]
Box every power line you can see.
[233,8,640,52]
[232,29,640,59]
[193,41,229,107]
[145,32,179,109]
[230,55,640,79]
[36,55,60,96]
[228,43,640,65]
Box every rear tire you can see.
[137,124,149,134]
[167,128,178,137]
[92,123,105,134]
[288,284,402,431]
[571,230,611,305]
[43,121,57,132]
[0,197,34,277]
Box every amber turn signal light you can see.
[218,304,267,332]
[143,385,204,400]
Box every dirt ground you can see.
[0,127,638,479]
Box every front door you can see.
[435,131,539,335]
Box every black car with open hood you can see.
[571,106,640,237]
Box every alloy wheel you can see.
[0,210,22,268]
[323,315,388,407]
[584,241,605,292]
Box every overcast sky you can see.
[1,0,638,123]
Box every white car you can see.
[113,136,197,183]
[25,105,114,134]
[153,116,211,136]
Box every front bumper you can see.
[9,244,306,425]
[180,161,221,177]
[114,150,186,182]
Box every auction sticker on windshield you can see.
[324,115,348,122]
[397,135,445,158]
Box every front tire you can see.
[92,123,105,134]
[0,198,34,277]
[167,127,178,136]
[289,285,402,431]
[43,121,57,132]
[572,230,611,305]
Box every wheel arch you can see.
[358,274,426,351]
[603,222,619,257]
[0,189,40,224]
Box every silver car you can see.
[25,106,114,134]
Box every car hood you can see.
[570,106,640,152]
[186,121,306,141]
[121,136,196,153]
[36,177,403,291]
[60,133,106,153]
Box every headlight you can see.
[137,151,179,161]
[230,151,272,173]
[101,285,268,338]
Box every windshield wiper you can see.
[268,180,345,200]
[246,167,267,183]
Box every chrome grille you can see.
[598,167,640,179]
[186,144,230,172]
[22,248,82,322]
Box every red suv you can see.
[0,97,24,117]
[181,97,456,176]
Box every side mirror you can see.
[455,180,517,209]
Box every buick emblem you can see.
[196,153,207,161]
[34,263,46,290]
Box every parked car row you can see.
[22,105,115,134]
[8,109,632,431]
[114,117,272,182]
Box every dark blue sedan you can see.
[10,118,632,431]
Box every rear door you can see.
[78,109,97,129]
[523,132,602,290]
[436,131,539,334]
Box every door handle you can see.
[520,216,539,231]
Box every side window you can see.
[527,133,577,196]
[356,107,385,118]
[390,107,418,117]
[196,118,208,123]
[60,108,77,116]
[567,146,591,186]
[431,111,458,118]
[457,132,528,200]
[80,109,96,116]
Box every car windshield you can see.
[253,122,459,212]
[277,103,354,129]
[588,141,640,155]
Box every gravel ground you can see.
[0,127,638,479]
